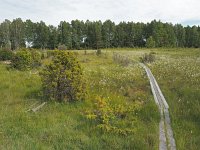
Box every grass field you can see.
[0,48,199,149]
[148,48,200,150]
[0,50,159,150]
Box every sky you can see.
[0,0,200,26]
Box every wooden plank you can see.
[26,102,40,112]
[140,63,176,150]
[31,102,47,112]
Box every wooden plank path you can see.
[32,102,47,112]
[26,102,47,112]
[140,63,176,150]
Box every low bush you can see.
[58,44,67,50]
[31,50,42,67]
[86,96,141,135]
[96,49,102,56]
[139,52,156,63]
[0,50,14,61]
[113,52,131,66]
[11,50,32,70]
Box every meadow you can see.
[0,48,199,150]
[0,50,159,149]
[149,48,200,150]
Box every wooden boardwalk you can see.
[140,63,176,150]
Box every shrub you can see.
[11,50,32,70]
[146,36,156,48]
[40,51,86,102]
[31,50,41,67]
[0,49,14,61]
[112,52,131,66]
[58,44,67,50]
[96,49,101,56]
[139,52,156,63]
[86,96,141,135]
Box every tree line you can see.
[0,18,200,50]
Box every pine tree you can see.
[146,36,156,48]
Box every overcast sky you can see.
[0,0,200,26]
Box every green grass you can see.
[0,50,159,150]
[147,48,200,150]
[1,48,200,149]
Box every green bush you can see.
[58,44,67,50]
[96,49,102,56]
[139,52,156,63]
[31,50,41,67]
[0,50,14,61]
[40,51,86,102]
[11,50,32,70]
[86,96,141,135]
[146,36,156,48]
[113,52,131,66]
